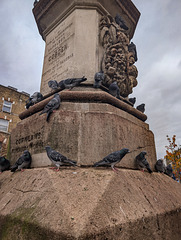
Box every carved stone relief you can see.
[99,15,138,97]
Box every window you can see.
[2,100,12,113]
[0,119,9,132]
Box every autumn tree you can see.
[165,135,181,182]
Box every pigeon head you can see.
[94,72,105,82]
[157,159,163,165]
[140,151,147,158]
[120,148,130,154]
[54,93,60,98]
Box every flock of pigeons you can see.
[25,73,145,122]
[0,147,173,178]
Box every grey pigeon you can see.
[39,93,60,121]
[136,103,145,113]
[48,80,59,90]
[93,148,130,172]
[165,164,173,177]
[0,156,10,173]
[109,81,120,99]
[33,0,38,7]
[115,14,129,30]
[136,151,152,173]
[11,150,32,172]
[58,76,87,90]
[155,159,165,173]
[45,146,77,171]
[129,97,136,106]
[93,72,105,88]
[128,42,138,62]
[26,92,43,109]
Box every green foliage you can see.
[165,135,181,182]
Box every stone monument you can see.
[10,0,156,170]
[0,1,181,239]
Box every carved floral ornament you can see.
[99,14,138,97]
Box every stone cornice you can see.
[33,0,140,40]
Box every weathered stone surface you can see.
[11,101,155,169]
[33,0,140,95]
[0,168,181,239]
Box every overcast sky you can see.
[0,0,181,159]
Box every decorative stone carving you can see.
[100,15,138,97]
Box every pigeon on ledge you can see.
[93,148,130,172]
[136,151,152,173]
[136,104,145,113]
[45,146,77,171]
[48,80,59,90]
[108,81,121,99]
[155,159,165,173]
[26,92,43,109]
[39,93,61,121]
[0,156,10,173]
[128,97,136,106]
[58,76,87,90]
[11,150,32,172]
[93,72,105,88]
[164,164,173,177]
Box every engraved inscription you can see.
[41,15,75,95]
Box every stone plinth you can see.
[10,93,156,170]
[0,169,181,239]
[33,0,140,95]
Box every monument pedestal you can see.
[0,169,181,239]
[10,90,156,169]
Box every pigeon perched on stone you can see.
[128,42,138,62]
[39,93,60,121]
[48,80,59,90]
[93,72,105,88]
[155,159,165,173]
[108,81,120,99]
[165,164,173,177]
[128,97,136,106]
[93,148,130,172]
[33,0,38,7]
[0,156,10,173]
[26,92,43,109]
[58,76,87,90]
[136,151,152,173]
[136,104,145,113]
[11,150,32,172]
[45,146,77,171]
[115,14,129,30]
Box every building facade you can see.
[0,85,29,157]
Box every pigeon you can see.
[33,0,38,7]
[93,72,105,88]
[39,93,61,121]
[108,81,121,99]
[155,159,165,173]
[128,97,136,106]
[136,151,152,173]
[0,156,10,173]
[128,42,138,62]
[164,164,173,177]
[115,14,129,31]
[45,146,77,171]
[11,150,32,172]
[136,104,145,113]
[93,148,130,172]
[48,80,59,90]
[26,92,43,109]
[58,76,87,90]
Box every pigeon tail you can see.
[11,165,18,172]
[64,159,77,166]
[147,167,152,174]
[46,111,52,122]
